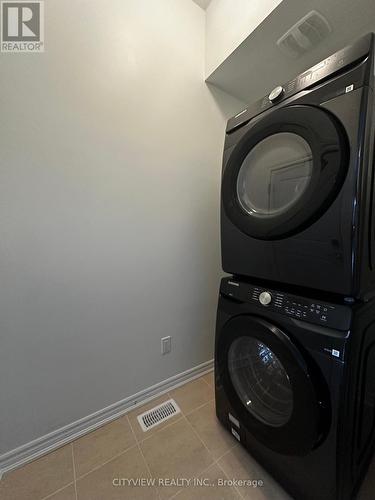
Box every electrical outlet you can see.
[161,336,171,355]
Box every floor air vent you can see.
[137,399,181,431]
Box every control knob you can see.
[259,291,272,306]
[268,86,284,102]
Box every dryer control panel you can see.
[226,33,373,133]
[221,278,352,331]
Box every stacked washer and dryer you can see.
[215,33,375,500]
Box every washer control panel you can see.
[222,278,352,331]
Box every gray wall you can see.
[0,0,241,455]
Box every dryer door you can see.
[217,315,328,455]
[222,105,348,240]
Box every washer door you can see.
[222,105,348,240]
[217,315,328,455]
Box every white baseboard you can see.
[0,359,214,478]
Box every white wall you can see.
[0,0,240,456]
[205,0,283,76]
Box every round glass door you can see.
[236,132,313,217]
[221,105,348,239]
[217,315,329,455]
[228,336,293,427]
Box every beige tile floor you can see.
[0,371,374,500]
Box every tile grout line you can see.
[134,412,184,500]
[172,397,240,500]
[70,443,78,500]
[74,442,139,482]
[167,447,239,500]
[167,384,239,480]
[176,387,218,460]
[167,459,218,500]
[134,414,185,445]
[214,444,240,465]
[181,411,213,457]
[216,445,290,500]
[129,391,209,500]
[178,398,219,493]
[38,444,79,500]
[130,383,218,500]
[126,414,161,500]
[184,398,215,417]
[39,482,75,500]
[200,370,214,388]
[215,457,244,499]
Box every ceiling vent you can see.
[277,11,331,58]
